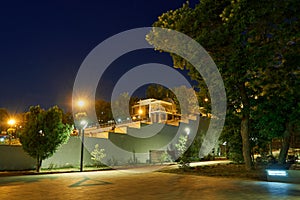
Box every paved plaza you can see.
[0,166,300,200]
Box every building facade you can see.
[131,98,180,123]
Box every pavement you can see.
[1,165,300,200]
[0,160,231,177]
[1,160,300,200]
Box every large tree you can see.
[148,0,299,170]
[248,0,300,164]
[20,105,72,172]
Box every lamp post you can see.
[7,119,16,145]
[184,127,190,136]
[80,120,88,172]
[204,98,209,117]
[76,100,87,172]
[185,127,190,146]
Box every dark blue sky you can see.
[0,0,198,113]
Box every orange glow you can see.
[138,109,143,115]
[77,100,85,108]
[7,119,16,126]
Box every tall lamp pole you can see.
[7,119,16,145]
[80,120,88,172]
[76,100,87,172]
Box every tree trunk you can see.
[278,123,292,165]
[36,156,42,172]
[238,83,253,170]
[269,139,273,155]
[241,115,252,170]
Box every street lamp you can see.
[204,98,209,117]
[184,127,190,146]
[8,119,16,126]
[184,127,190,136]
[77,100,85,108]
[76,100,87,172]
[7,119,16,145]
[79,119,88,172]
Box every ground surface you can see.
[1,164,300,200]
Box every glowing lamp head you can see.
[80,120,87,125]
[77,100,85,108]
[8,119,16,126]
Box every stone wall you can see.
[1,117,210,170]
[0,145,35,170]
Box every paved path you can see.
[0,167,299,200]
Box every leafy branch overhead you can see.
[147,0,299,169]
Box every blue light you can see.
[267,170,287,177]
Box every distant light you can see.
[117,118,122,122]
[138,109,143,115]
[185,127,190,135]
[267,170,287,177]
[0,138,4,142]
[39,130,44,136]
[80,120,87,125]
[204,98,209,102]
[132,116,136,120]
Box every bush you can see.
[159,152,171,164]
[91,144,106,167]
[229,152,244,163]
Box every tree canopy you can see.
[20,105,72,172]
[147,0,300,169]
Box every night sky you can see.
[0,0,197,113]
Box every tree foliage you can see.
[95,99,113,124]
[0,108,9,132]
[148,0,300,169]
[146,84,175,100]
[20,105,72,172]
[175,134,189,169]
